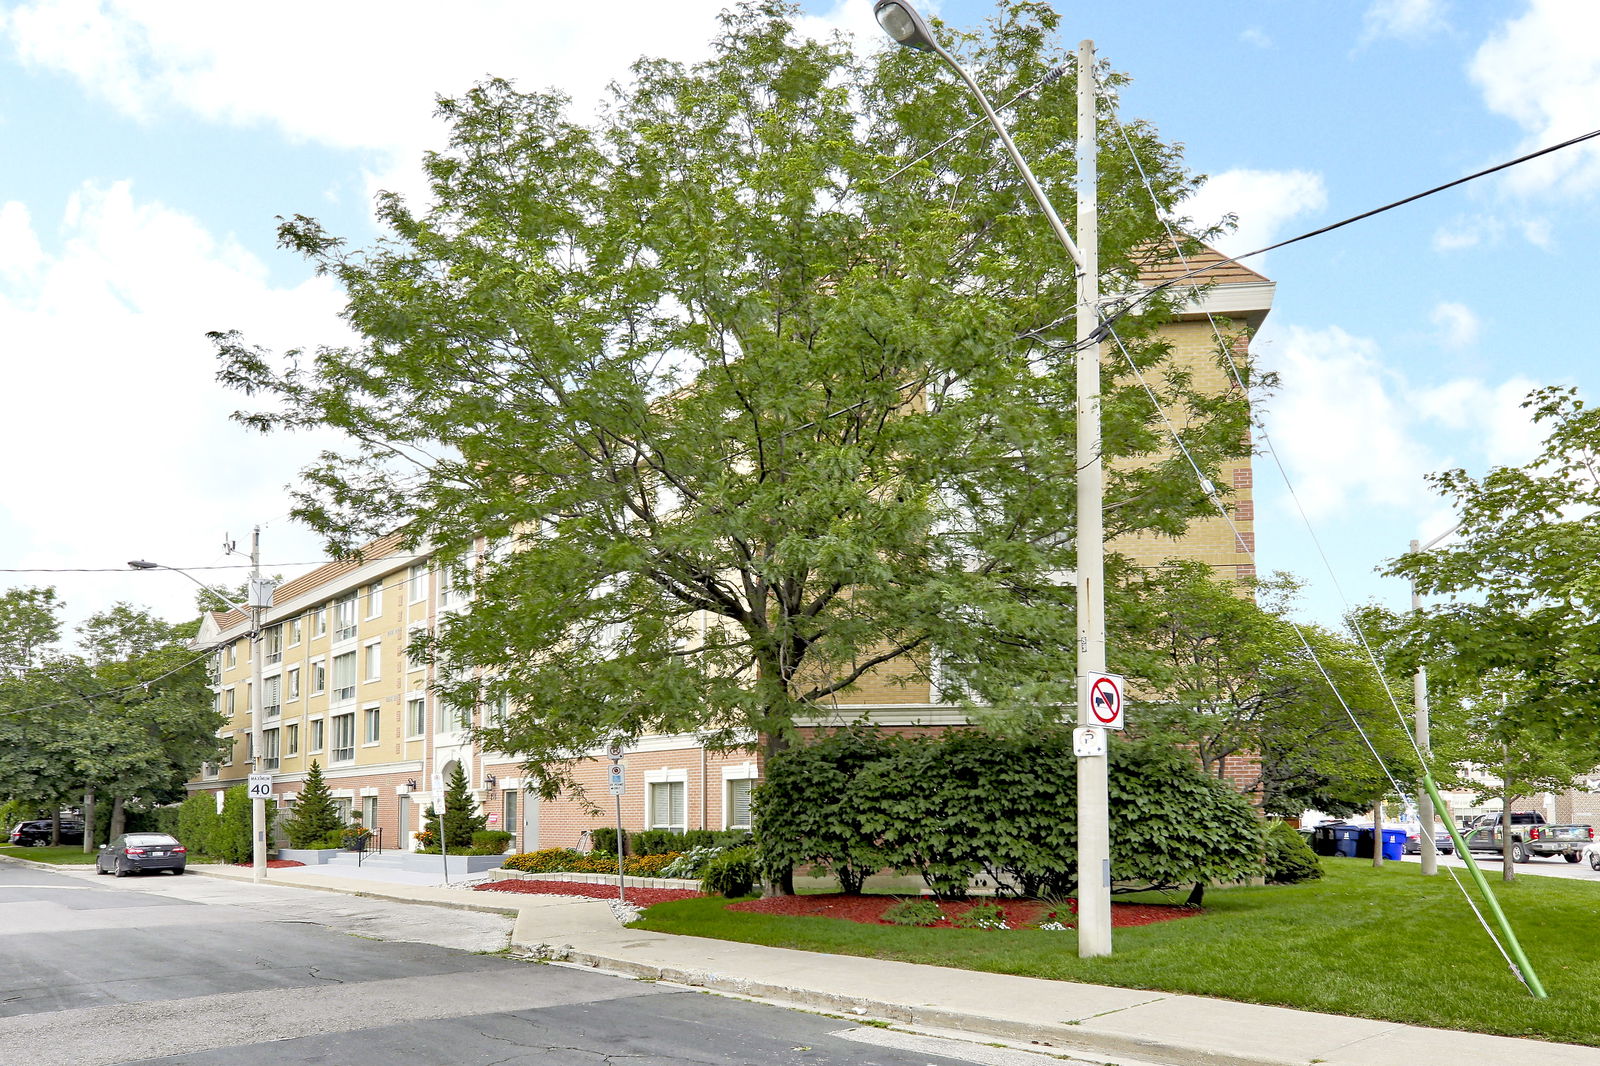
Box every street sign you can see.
[606,737,625,759]
[246,773,273,799]
[431,772,444,794]
[608,762,625,796]
[1085,672,1125,730]
[1073,726,1106,757]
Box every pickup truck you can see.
[1460,811,1594,863]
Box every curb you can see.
[538,944,1287,1066]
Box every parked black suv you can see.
[8,820,85,847]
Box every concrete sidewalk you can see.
[185,862,1598,1066]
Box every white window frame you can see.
[288,616,302,647]
[286,666,300,702]
[362,704,382,746]
[225,643,237,670]
[285,722,299,757]
[363,639,382,682]
[313,606,327,638]
[405,696,426,739]
[644,768,689,833]
[365,581,383,619]
[331,651,357,703]
[310,657,327,696]
[332,593,359,643]
[263,624,283,666]
[330,711,356,763]
[721,762,759,831]
[408,564,428,604]
[220,733,234,766]
[262,727,280,771]
[309,717,325,754]
[262,674,282,719]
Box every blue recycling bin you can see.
[1382,829,1406,861]
[1326,825,1361,858]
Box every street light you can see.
[129,529,275,885]
[877,0,1113,957]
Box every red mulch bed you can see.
[728,893,1199,929]
[232,860,306,868]
[475,879,702,908]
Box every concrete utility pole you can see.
[874,0,1111,958]
[248,526,268,884]
[1409,537,1437,877]
[1072,38,1111,959]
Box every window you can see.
[288,616,302,646]
[439,563,470,609]
[263,624,283,666]
[285,723,299,757]
[726,779,754,831]
[309,718,324,753]
[225,643,237,669]
[365,581,383,618]
[408,564,427,603]
[331,712,356,762]
[333,797,352,822]
[361,795,379,827]
[503,789,518,843]
[485,694,509,728]
[313,607,327,637]
[224,688,236,717]
[406,698,426,738]
[333,593,358,642]
[646,777,687,832]
[262,728,280,771]
[262,675,281,719]
[220,735,233,766]
[332,652,356,702]
[363,706,381,744]
[287,666,300,701]
[363,640,382,682]
[310,658,326,696]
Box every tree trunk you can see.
[1371,792,1385,868]
[760,730,795,896]
[49,810,62,847]
[82,789,96,852]
[109,796,127,841]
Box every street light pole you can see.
[129,528,273,884]
[1408,537,1436,877]
[874,1,1113,957]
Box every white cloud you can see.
[0,201,44,280]
[1239,28,1273,49]
[1362,0,1448,41]
[1180,169,1328,260]
[1432,212,1556,252]
[0,181,345,624]
[1413,376,1546,468]
[1259,325,1434,519]
[1429,301,1480,348]
[1469,0,1600,194]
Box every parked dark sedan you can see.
[96,833,187,876]
[8,820,85,847]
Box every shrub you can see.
[176,792,219,857]
[1264,819,1322,884]
[208,786,274,864]
[757,727,1263,900]
[501,848,685,877]
[661,844,723,879]
[950,902,1009,930]
[700,846,758,897]
[472,830,515,855]
[882,898,943,927]
[590,826,618,855]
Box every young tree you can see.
[1389,386,1600,766]
[215,2,1256,795]
[282,760,342,848]
[1119,562,1409,817]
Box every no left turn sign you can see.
[1085,672,1125,730]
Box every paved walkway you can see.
[174,861,1600,1066]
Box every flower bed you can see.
[231,859,306,869]
[501,847,683,878]
[727,893,1198,929]
[475,878,701,908]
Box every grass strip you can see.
[0,845,98,865]
[633,859,1600,1045]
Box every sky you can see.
[0,0,1595,643]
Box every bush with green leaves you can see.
[176,792,218,856]
[1264,819,1322,884]
[661,845,724,879]
[207,786,275,864]
[472,830,515,855]
[757,727,1262,899]
[282,760,342,848]
[882,898,943,927]
[700,846,758,897]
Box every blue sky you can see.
[0,0,1594,641]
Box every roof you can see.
[205,529,412,635]
[1135,243,1272,287]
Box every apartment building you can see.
[189,249,1274,854]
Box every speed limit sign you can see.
[246,773,274,799]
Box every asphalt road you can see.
[1396,850,1600,881]
[0,863,1112,1066]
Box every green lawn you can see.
[0,845,98,865]
[634,859,1600,1045]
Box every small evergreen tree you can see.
[283,760,342,848]
[437,763,487,850]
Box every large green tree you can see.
[1119,563,1410,818]
[215,1,1255,794]
[1389,386,1600,764]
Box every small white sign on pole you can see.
[1084,672,1126,730]
[1073,727,1107,758]
[608,762,625,796]
[246,773,273,799]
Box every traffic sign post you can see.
[609,753,626,904]
[246,773,273,799]
[1086,672,1125,730]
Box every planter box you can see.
[278,848,342,866]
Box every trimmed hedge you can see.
[502,848,683,878]
[591,827,753,857]
[754,726,1264,899]
[1264,819,1323,884]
